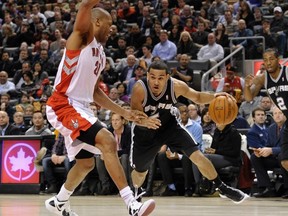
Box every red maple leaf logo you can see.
[9,148,33,181]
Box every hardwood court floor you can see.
[0,194,287,216]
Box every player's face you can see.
[263,51,279,74]
[98,16,112,43]
[147,69,169,96]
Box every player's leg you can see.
[45,155,95,216]
[96,127,155,216]
[189,150,249,204]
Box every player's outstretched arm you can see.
[66,0,100,50]
[93,85,146,123]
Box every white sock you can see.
[119,186,134,206]
[56,184,74,201]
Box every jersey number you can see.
[276,97,287,110]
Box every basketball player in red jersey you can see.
[45,1,159,215]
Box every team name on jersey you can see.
[267,85,288,96]
[144,103,173,113]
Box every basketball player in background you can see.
[45,1,157,215]
[244,48,288,171]
[130,61,249,204]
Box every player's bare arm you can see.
[244,73,265,102]
[172,78,213,104]
[66,0,99,50]
[93,84,146,123]
[130,82,161,129]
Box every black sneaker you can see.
[134,187,146,202]
[217,183,249,204]
[184,188,193,197]
[160,187,178,196]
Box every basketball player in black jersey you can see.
[129,60,249,205]
[244,48,288,173]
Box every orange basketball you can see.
[208,96,238,125]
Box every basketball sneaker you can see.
[134,187,146,202]
[45,196,78,216]
[128,198,155,216]
[217,183,249,204]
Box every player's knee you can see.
[190,150,205,165]
[76,158,95,172]
[98,136,117,154]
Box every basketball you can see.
[208,96,238,125]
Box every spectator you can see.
[25,111,53,136]
[201,107,216,136]
[214,23,229,49]
[270,6,288,57]
[192,22,209,48]
[13,61,33,90]
[0,71,15,95]
[254,19,276,57]
[247,107,268,149]
[197,33,224,74]
[208,0,228,27]
[236,0,254,26]
[220,9,238,37]
[125,24,146,50]
[216,65,244,105]
[251,107,288,198]
[117,0,137,23]
[0,93,15,123]
[192,123,242,195]
[152,29,177,61]
[116,82,130,104]
[127,64,146,97]
[140,44,153,67]
[168,24,182,45]
[238,96,262,120]
[102,60,118,88]
[171,54,194,85]
[20,71,37,98]
[11,111,28,134]
[176,31,198,60]
[42,133,74,194]
[32,61,49,86]
[118,54,138,84]
[0,110,21,135]
[188,103,201,124]
[231,19,255,59]
[0,52,13,77]
[105,25,119,50]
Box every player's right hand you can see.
[244,74,254,87]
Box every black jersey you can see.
[265,65,288,118]
[138,78,178,127]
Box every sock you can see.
[56,184,74,201]
[120,186,134,206]
[168,184,176,191]
[211,176,222,188]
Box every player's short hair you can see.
[148,60,169,74]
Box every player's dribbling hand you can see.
[214,92,237,103]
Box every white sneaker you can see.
[128,198,155,216]
[45,196,78,216]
